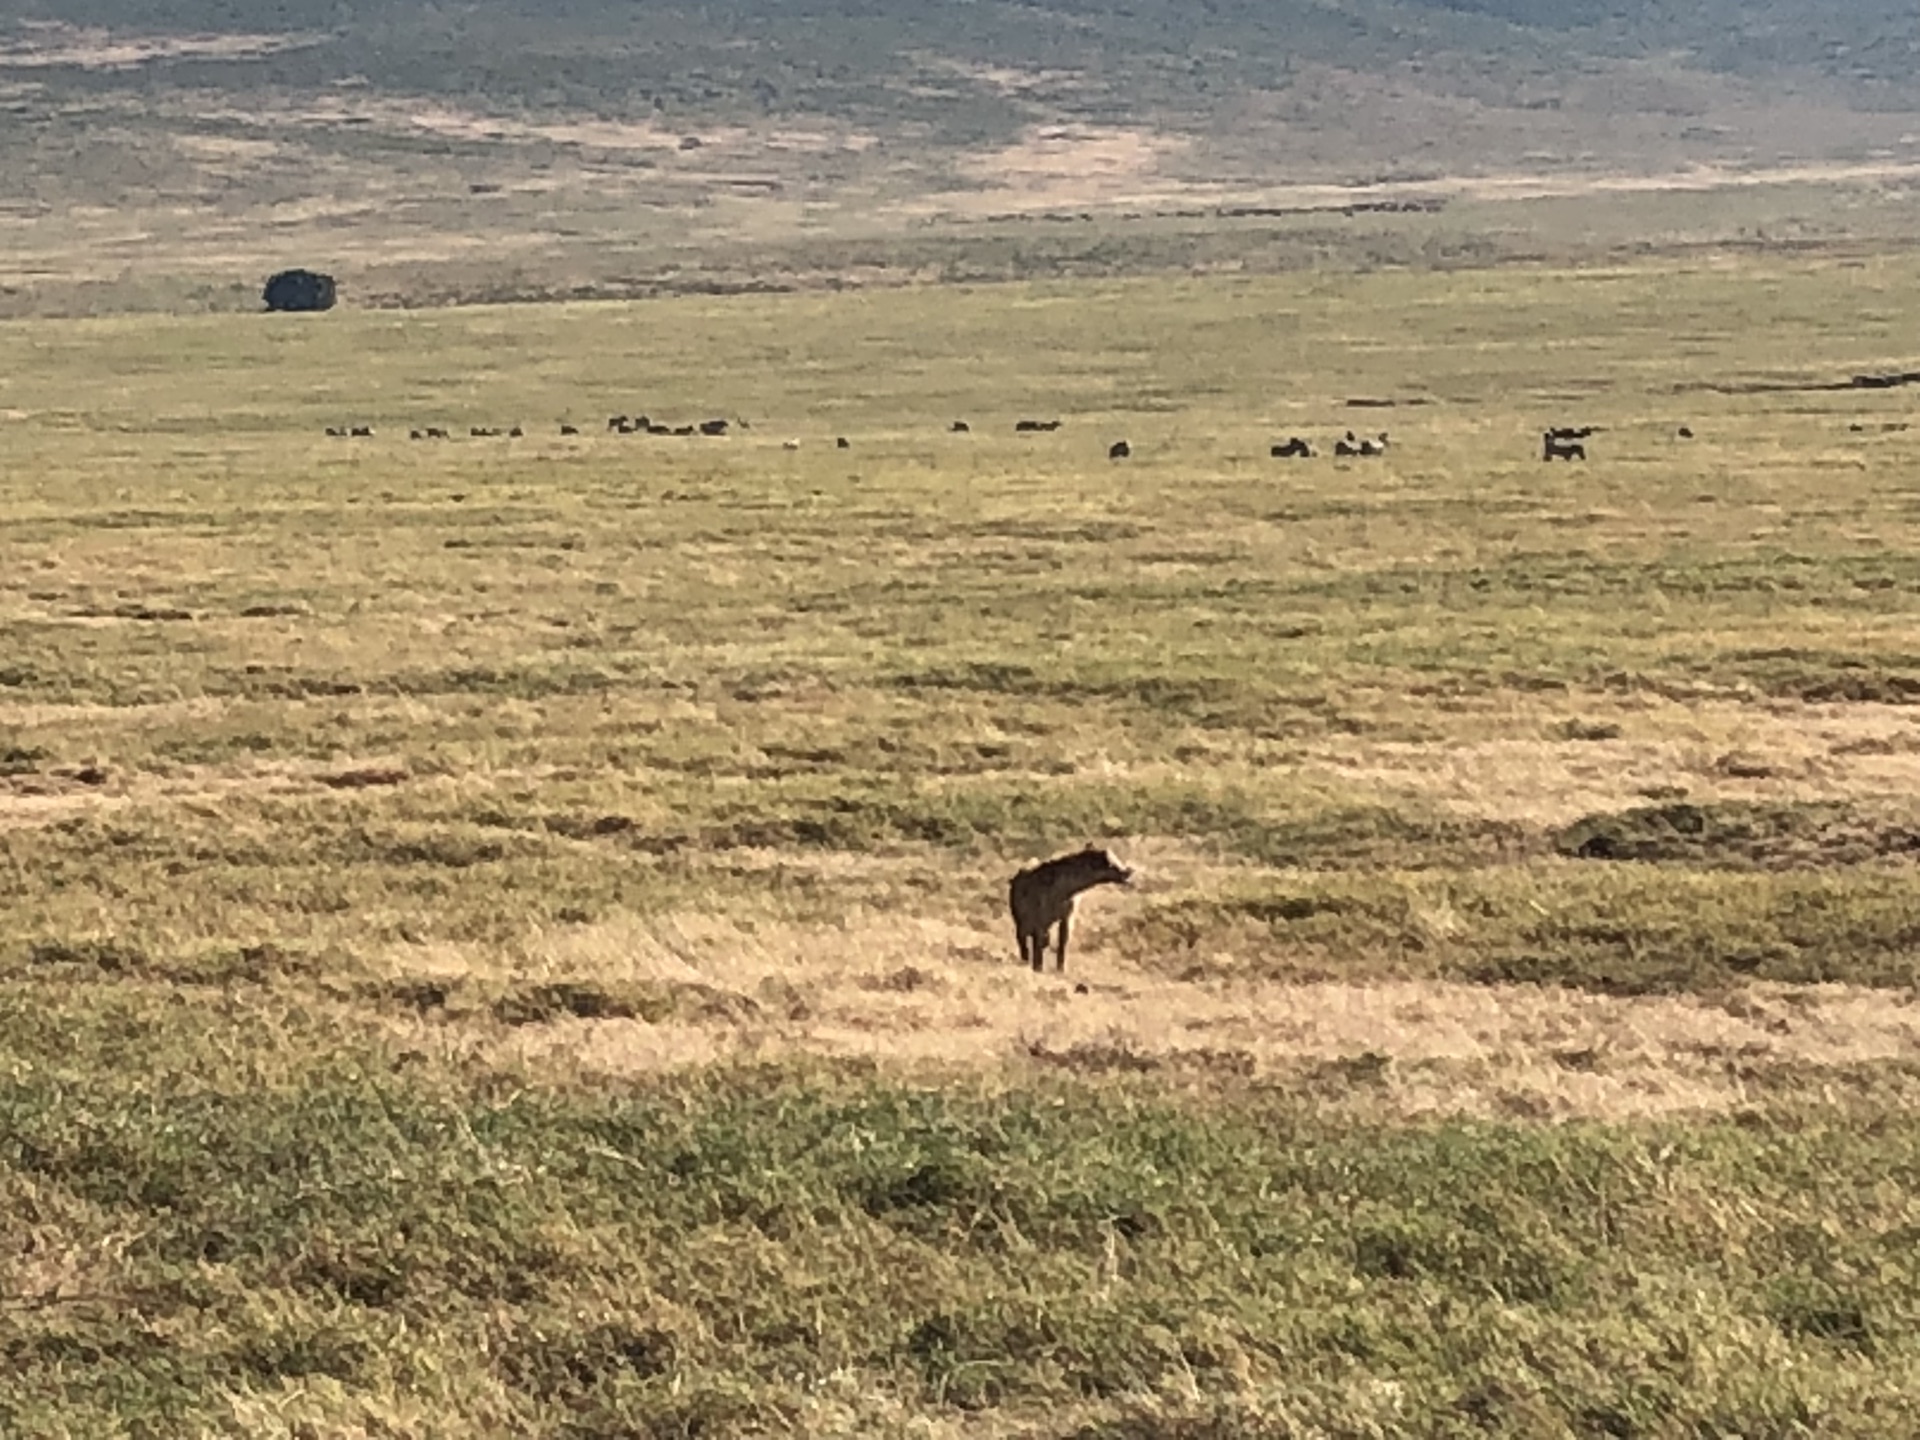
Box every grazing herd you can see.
[318,415,1722,463]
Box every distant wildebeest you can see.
[951,421,971,433]
[1009,846,1133,973]
[1547,426,1596,441]
[409,429,424,441]
[1676,425,1694,439]
[349,426,374,437]
[700,418,730,436]
[1543,431,1586,461]
[648,423,673,435]
[671,424,697,436]
[1108,440,1131,460]
[608,416,628,431]
[560,423,579,436]
[1271,437,1313,458]
[1016,419,1063,433]
[836,436,851,449]
[425,427,449,440]
[508,425,524,438]
[325,426,346,437]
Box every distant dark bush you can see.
[263,269,337,313]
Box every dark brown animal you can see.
[699,418,730,436]
[1271,437,1312,458]
[1016,419,1063,433]
[1108,440,1131,460]
[1008,847,1132,973]
[951,421,971,433]
[836,436,851,449]
[560,423,580,436]
[1543,431,1586,461]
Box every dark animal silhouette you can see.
[409,429,424,440]
[325,426,345,437]
[263,269,336,313]
[560,424,580,436]
[1108,440,1131,460]
[1543,431,1586,461]
[951,421,971,433]
[349,426,373,438]
[425,427,449,440]
[1271,437,1313,458]
[1547,426,1596,440]
[699,418,730,436]
[836,437,850,449]
[671,424,696,436]
[648,423,674,435]
[508,425,524,438]
[1016,419,1063,433]
[608,416,628,431]
[1009,847,1133,973]
[1677,426,1694,439]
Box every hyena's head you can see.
[1065,846,1132,890]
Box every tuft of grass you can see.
[1556,800,1920,869]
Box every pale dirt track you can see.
[375,910,1920,1120]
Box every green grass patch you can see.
[6,996,1920,1435]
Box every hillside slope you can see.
[1,0,1916,311]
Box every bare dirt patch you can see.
[952,124,1194,213]
[0,24,318,70]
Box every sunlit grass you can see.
[6,256,1920,1431]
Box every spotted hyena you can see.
[1008,846,1132,973]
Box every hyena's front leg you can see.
[1053,913,1072,972]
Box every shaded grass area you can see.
[5,992,1920,1437]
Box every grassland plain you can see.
[7,255,1920,1434]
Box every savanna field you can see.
[8,256,1920,1436]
